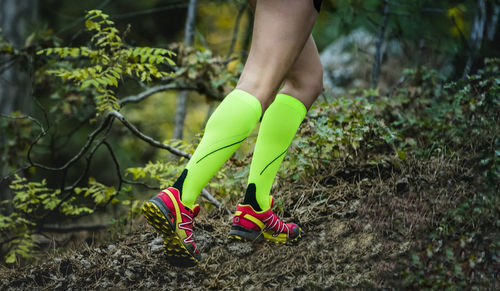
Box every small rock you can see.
[121,254,132,260]
[140,234,150,241]
[144,280,156,288]
[107,244,116,251]
[196,232,214,251]
[334,209,357,218]
[148,237,164,253]
[150,244,163,253]
[125,269,134,279]
[112,249,122,257]
[81,259,91,269]
[227,241,254,257]
[396,177,409,194]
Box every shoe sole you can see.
[228,225,302,244]
[142,201,199,266]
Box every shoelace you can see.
[179,212,195,244]
[262,212,290,237]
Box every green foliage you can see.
[0,175,94,263]
[126,139,195,188]
[127,160,186,189]
[37,10,175,117]
[389,59,499,187]
[173,43,239,99]
[74,177,117,205]
[282,93,397,180]
[390,59,500,288]
[0,28,17,55]
[0,113,38,171]
[400,233,500,289]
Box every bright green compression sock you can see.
[173,89,262,209]
[243,93,307,211]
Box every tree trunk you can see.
[173,0,198,140]
[225,3,247,61]
[0,0,38,201]
[240,8,253,61]
[486,3,500,41]
[463,0,486,78]
[370,0,389,102]
[0,0,37,114]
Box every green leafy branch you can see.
[37,10,175,117]
[1,175,94,263]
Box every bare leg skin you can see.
[236,0,319,112]
[280,35,323,110]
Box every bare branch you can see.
[201,188,224,210]
[38,125,115,230]
[102,141,122,193]
[2,109,224,211]
[0,166,30,187]
[122,178,160,190]
[63,132,112,193]
[28,113,114,171]
[119,83,194,106]
[107,111,223,208]
[0,57,18,75]
[109,110,192,159]
[101,141,123,207]
[40,223,111,233]
[112,2,188,20]
[0,113,45,132]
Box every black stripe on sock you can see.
[196,138,247,164]
[259,148,288,176]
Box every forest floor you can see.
[0,153,483,290]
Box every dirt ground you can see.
[0,155,478,290]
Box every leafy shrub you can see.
[282,92,398,181]
[389,59,500,289]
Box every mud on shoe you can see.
[228,197,302,244]
[142,187,201,266]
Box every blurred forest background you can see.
[0,0,499,289]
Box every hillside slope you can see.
[1,153,483,290]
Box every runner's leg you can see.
[176,0,319,207]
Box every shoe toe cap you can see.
[290,224,301,239]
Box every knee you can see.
[285,65,324,100]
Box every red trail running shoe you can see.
[142,187,201,266]
[228,197,302,244]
